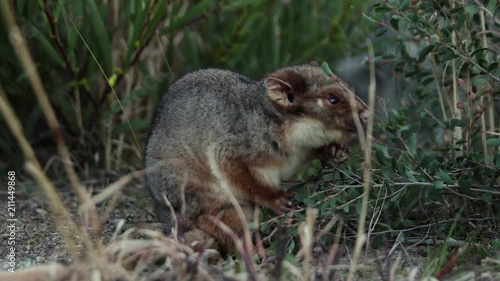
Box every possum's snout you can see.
[359,109,370,124]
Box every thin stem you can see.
[43,0,75,76]
[346,39,376,281]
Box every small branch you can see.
[43,0,75,76]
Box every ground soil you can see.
[0,175,152,271]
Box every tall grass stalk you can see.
[346,40,377,281]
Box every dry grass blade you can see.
[346,38,377,281]
[0,263,71,281]
[79,169,147,213]
[0,85,86,259]
[298,208,318,281]
[0,0,101,253]
[435,245,469,280]
[211,217,257,281]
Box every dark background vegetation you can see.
[0,0,499,278]
[0,0,373,174]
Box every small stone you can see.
[313,246,323,253]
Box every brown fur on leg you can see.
[195,206,245,255]
[219,157,293,214]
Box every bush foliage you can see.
[0,0,371,173]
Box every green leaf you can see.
[419,154,434,168]
[409,133,417,155]
[343,205,349,213]
[399,0,410,10]
[329,199,336,209]
[397,34,414,41]
[455,13,467,30]
[450,118,466,128]
[288,240,295,253]
[87,0,112,74]
[124,0,151,65]
[390,16,400,30]
[374,29,389,38]
[437,171,454,185]
[440,52,459,62]
[373,143,390,158]
[25,22,65,67]
[488,62,498,71]
[428,161,438,174]
[374,5,392,13]
[486,0,496,12]
[405,169,417,182]
[162,0,214,34]
[321,61,334,76]
[449,6,463,13]
[422,77,434,85]
[375,149,386,164]
[390,191,401,202]
[434,181,444,189]
[464,6,481,15]
[396,231,405,243]
[184,30,200,68]
[303,198,315,207]
[381,167,394,182]
[482,192,493,202]
[418,44,435,62]
[486,138,500,146]
[470,47,491,58]
[458,178,473,191]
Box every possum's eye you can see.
[327,95,339,105]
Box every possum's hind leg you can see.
[195,204,244,255]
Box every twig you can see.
[43,0,75,76]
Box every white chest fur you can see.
[287,118,343,148]
[255,118,342,188]
[255,148,310,187]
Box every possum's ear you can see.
[265,70,306,108]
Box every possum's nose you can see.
[359,109,370,124]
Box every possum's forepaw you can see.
[269,191,294,215]
[330,144,351,165]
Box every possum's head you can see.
[264,63,369,146]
